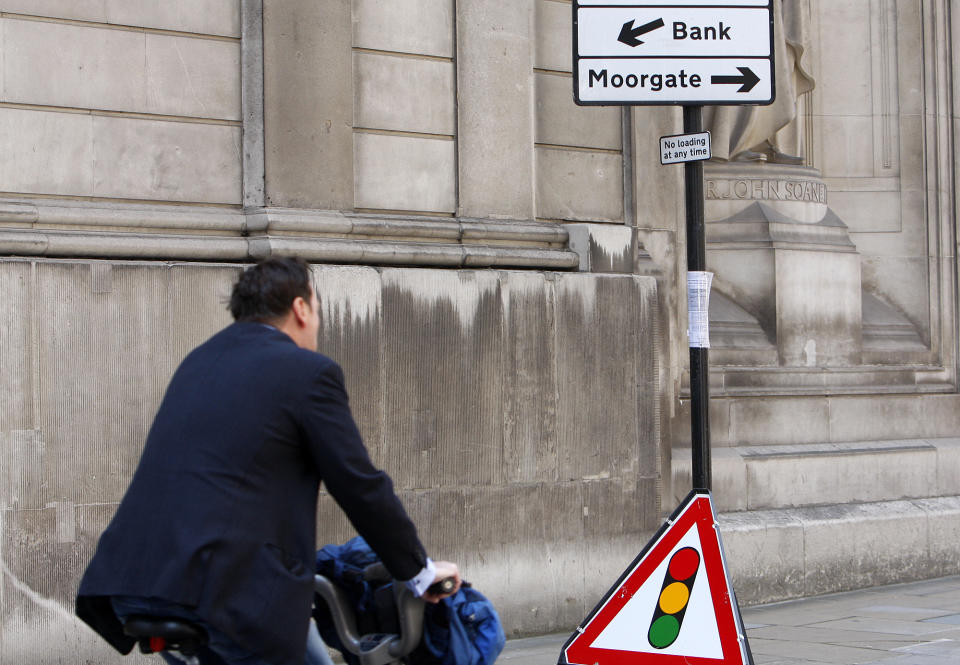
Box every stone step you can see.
[720,496,960,605]
[673,438,960,512]
[673,393,960,448]
[671,438,960,606]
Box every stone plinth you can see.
[704,163,862,367]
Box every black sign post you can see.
[569,4,776,662]
[573,0,776,491]
[682,105,711,491]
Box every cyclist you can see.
[76,257,460,665]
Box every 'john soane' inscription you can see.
[707,178,827,204]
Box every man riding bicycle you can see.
[76,257,460,665]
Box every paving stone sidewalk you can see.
[498,575,960,665]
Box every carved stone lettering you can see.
[705,178,827,204]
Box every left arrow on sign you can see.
[617,18,665,47]
[710,66,760,93]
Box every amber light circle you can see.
[658,582,690,614]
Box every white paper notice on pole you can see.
[687,271,713,348]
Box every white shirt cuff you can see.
[404,558,435,597]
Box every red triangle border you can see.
[561,491,749,664]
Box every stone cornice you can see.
[0,199,580,269]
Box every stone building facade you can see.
[0,1,957,663]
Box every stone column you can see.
[241,0,266,208]
[456,0,535,220]
[262,0,354,209]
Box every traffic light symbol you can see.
[647,546,701,649]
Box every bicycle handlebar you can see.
[314,570,426,665]
[313,565,459,665]
[427,577,456,596]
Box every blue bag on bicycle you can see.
[417,584,505,665]
[313,537,505,665]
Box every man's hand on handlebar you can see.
[422,560,462,604]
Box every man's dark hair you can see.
[229,257,315,322]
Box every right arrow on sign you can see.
[617,18,665,47]
[710,66,760,93]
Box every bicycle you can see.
[121,565,455,665]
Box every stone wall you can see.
[0,0,959,661]
[0,2,242,204]
[0,259,659,662]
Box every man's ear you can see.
[291,296,310,327]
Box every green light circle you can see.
[648,615,681,649]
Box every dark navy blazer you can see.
[76,321,427,665]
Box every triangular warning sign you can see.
[560,490,753,665]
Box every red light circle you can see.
[668,547,700,581]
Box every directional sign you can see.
[559,491,752,665]
[573,1,775,105]
[578,8,771,57]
